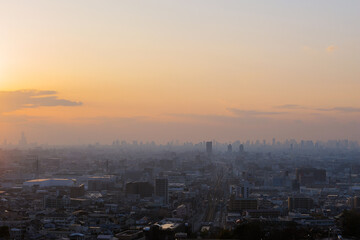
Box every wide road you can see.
[203,170,224,224]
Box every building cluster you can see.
[0,141,359,239]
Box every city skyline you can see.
[3,131,358,150]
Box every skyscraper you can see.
[19,132,27,146]
[155,178,168,205]
[206,141,212,154]
[239,144,244,153]
[227,144,232,153]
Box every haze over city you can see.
[1,0,360,145]
[3,2,360,240]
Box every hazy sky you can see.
[1,0,360,144]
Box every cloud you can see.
[0,90,82,113]
[276,104,304,109]
[276,105,360,113]
[227,108,286,116]
[166,113,233,119]
[316,107,360,113]
[326,45,337,52]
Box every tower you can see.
[206,141,212,155]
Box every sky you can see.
[1,0,360,145]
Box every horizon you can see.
[1,131,358,148]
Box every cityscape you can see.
[1,1,360,239]
[0,135,359,239]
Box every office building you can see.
[155,178,168,204]
[230,184,250,198]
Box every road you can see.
[203,169,225,227]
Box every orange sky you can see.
[1,1,360,144]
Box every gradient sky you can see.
[1,0,360,144]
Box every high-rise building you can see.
[19,132,27,146]
[206,141,212,154]
[239,144,244,153]
[227,144,232,153]
[240,185,250,198]
[155,178,168,204]
[229,183,251,198]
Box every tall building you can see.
[240,185,250,198]
[206,141,212,154]
[155,178,168,204]
[19,132,27,146]
[227,144,232,153]
[239,144,244,153]
[230,183,251,198]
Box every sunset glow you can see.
[1,0,360,144]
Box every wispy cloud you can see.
[276,105,360,113]
[316,107,360,113]
[276,104,305,109]
[0,90,82,113]
[326,45,337,52]
[227,108,286,116]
